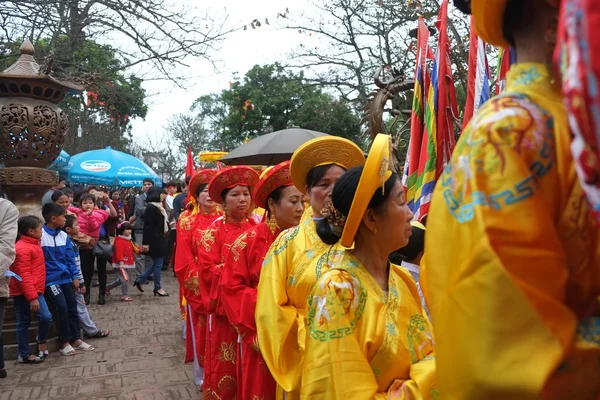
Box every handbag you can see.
[93,237,113,261]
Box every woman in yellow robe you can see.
[256,136,365,399]
[424,0,600,398]
[302,134,436,399]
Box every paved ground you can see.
[0,274,200,400]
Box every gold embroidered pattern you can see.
[230,232,249,262]
[218,375,237,395]
[250,336,260,352]
[218,342,236,364]
[203,389,221,400]
[183,270,200,295]
[201,228,217,252]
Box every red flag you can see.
[463,17,491,129]
[496,47,516,95]
[185,147,194,180]
[435,0,458,176]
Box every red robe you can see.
[198,216,256,399]
[222,223,279,400]
[174,209,221,366]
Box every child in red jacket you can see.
[107,222,139,301]
[9,216,53,363]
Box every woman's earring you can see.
[267,215,279,235]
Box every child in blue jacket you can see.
[41,203,95,356]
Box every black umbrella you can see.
[218,128,330,166]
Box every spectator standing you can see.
[40,179,66,206]
[106,190,125,237]
[107,222,138,301]
[70,193,109,305]
[172,176,191,222]
[84,187,117,305]
[132,179,154,282]
[164,182,178,271]
[133,186,169,297]
[40,203,95,356]
[165,183,177,212]
[0,198,18,378]
[63,215,110,338]
[10,216,52,363]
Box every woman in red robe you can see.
[197,166,259,399]
[173,169,219,391]
[221,161,305,400]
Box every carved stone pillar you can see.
[0,40,82,216]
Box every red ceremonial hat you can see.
[208,166,260,205]
[189,169,217,200]
[252,161,293,209]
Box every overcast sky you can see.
[129,0,314,145]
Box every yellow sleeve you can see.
[425,96,577,399]
[386,359,438,400]
[256,227,305,392]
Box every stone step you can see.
[2,322,57,345]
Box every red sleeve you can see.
[11,244,37,301]
[175,222,204,313]
[174,214,195,279]
[221,229,263,347]
[197,225,222,314]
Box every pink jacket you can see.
[70,207,109,239]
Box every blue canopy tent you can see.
[49,150,71,170]
[60,147,162,187]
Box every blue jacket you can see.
[41,225,79,287]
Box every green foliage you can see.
[0,36,147,154]
[193,63,363,151]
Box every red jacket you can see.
[9,235,46,301]
[112,236,138,267]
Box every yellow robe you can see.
[256,207,336,399]
[425,63,600,399]
[301,249,437,399]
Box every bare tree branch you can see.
[0,0,231,84]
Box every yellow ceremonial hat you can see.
[472,0,510,48]
[290,136,365,194]
[340,133,393,248]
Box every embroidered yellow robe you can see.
[425,63,600,399]
[256,207,336,399]
[301,250,437,399]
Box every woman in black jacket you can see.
[134,186,169,296]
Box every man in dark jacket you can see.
[132,178,154,282]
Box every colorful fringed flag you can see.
[496,46,516,95]
[403,17,431,214]
[463,16,491,129]
[412,0,457,221]
[555,0,600,222]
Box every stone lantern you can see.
[0,40,83,215]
